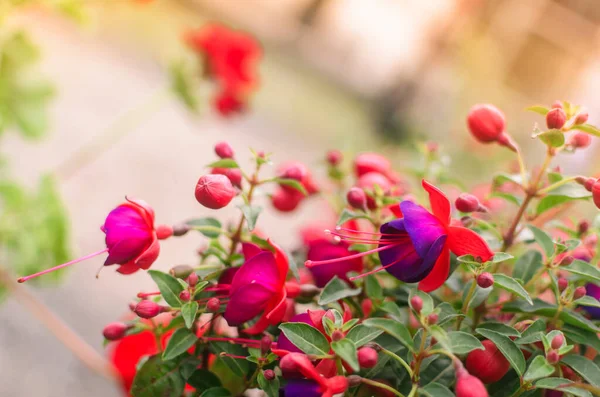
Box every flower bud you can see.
[578,221,590,235]
[465,339,510,384]
[271,188,303,212]
[263,369,275,381]
[551,334,564,350]
[326,150,343,166]
[354,153,391,177]
[456,193,481,213]
[467,104,505,143]
[477,273,494,289]
[547,350,559,364]
[362,298,373,318]
[134,300,164,319]
[574,286,586,300]
[155,224,173,240]
[187,272,199,287]
[575,176,595,191]
[546,108,567,130]
[279,354,301,378]
[456,364,489,397]
[410,296,423,313]
[214,141,234,158]
[558,256,574,267]
[574,112,589,125]
[172,224,191,237]
[347,375,362,387]
[346,187,367,211]
[195,174,235,209]
[331,330,344,342]
[552,101,563,109]
[427,313,438,325]
[206,297,221,312]
[592,179,600,209]
[558,278,568,292]
[357,347,378,368]
[569,132,591,149]
[357,172,391,209]
[212,167,242,189]
[102,322,129,341]
[260,335,272,355]
[179,290,191,302]
[170,265,194,279]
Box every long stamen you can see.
[333,226,397,237]
[18,248,109,283]
[305,243,399,268]
[349,249,412,281]
[204,285,231,292]
[138,291,162,298]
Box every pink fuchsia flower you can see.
[306,180,493,292]
[223,240,289,334]
[18,198,171,282]
[306,240,363,288]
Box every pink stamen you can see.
[138,291,162,298]
[333,226,399,237]
[349,249,413,281]
[219,352,247,360]
[305,243,399,268]
[17,248,109,283]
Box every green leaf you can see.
[512,250,543,284]
[492,274,533,305]
[162,328,198,361]
[365,275,384,300]
[564,259,600,284]
[463,280,492,308]
[185,369,222,390]
[380,301,406,322]
[535,377,592,397]
[562,324,600,352]
[409,290,434,315]
[336,208,370,226]
[523,355,554,382]
[437,302,464,326]
[148,270,184,308]
[207,159,239,169]
[345,324,383,347]
[130,354,187,397]
[185,218,223,239]
[489,192,521,206]
[419,382,454,397]
[210,342,249,377]
[199,387,232,397]
[574,295,600,308]
[574,123,600,137]
[489,252,514,263]
[535,129,565,148]
[526,105,550,115]
[476,328,526,376]
[536,184,591,215]
[476,322,520,337]
[561,355,600,387]
[503,299,600,332]
[446,331,484,355]
[257,370,279,397]
[363,318,414,352]
[428,325,451,352]
[169,61,200,113]
[276,178,308,195]
[318,276,362,305]
[181,301,198,329]
[528,225,555,257]
[493,173,524,188]
[237,204,262,231]
[279,323,330,356]
[331,338,359,371]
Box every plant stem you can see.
[228,165,260,257]
[516,148,528,185]
[381,348,413,376]
[456,279,477,330]
[360,378,406,397]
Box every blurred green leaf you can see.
[336,208,369,226]
[561,355,600,387]
[131,354,187,397]
[526,106,550,116]
[512,250,543,284]
[148,270,184,308]
[169,61,200,113]
[573,123,600,137]
[331,338,359,371]
[523,356,554,382]
[528,226,554,257]
[535,129,565,148]
[237,204,261,231]
[492,274,532,305]
[318,276,361,305]
[163,328,198,361]
[535,377,592,397]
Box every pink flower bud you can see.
[558,278,568,292]
[195,174,235,209]
[558,256,573,267]
[477,272,494,289]
[357,347,378,369]
[551,334,564,350]
[592,180,600,209]
[214,141,234,158]
[456,193,481,213]
[578,221,590,235]
[271,188,303,212]
[206,297,220,312]
[134,300,164,319]
[263,369,275,381]
[102,322,129,341]
[467,104,505,143]
[170,265,194,279]
[547,350,559,364]
[410,296,423,313]
[574,286,586,300]
[346,187,367,211]
[357,172,391,209]
[546,108,567,130]
[427,313,438,325]
[456,369,489,397]
[155,224,173,240]
[569,132,591,149]
[279,354,300,378]
[331,330,344,342]
[179,290,191,302]
[354,153,391,177]
[187,272,199,287]
[465,340,509,384]
[552,101,563,109]
[212,167,242,189]
[574,112,589,125]
[260,335,272,355]
[326,150,343,166]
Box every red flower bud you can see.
[187,272,199,287]
[361,298,373,318]
[455,193,481,213]
[477,273,494,289]
[578,221,590,235]
[179,290,191,302]
[347,375,362,387]
[170,265,194,279]
[558,256,573,267]
[456,365,489,397]
[427,313,438,325]
[357,172,391,209]
[280,164,306,182]
[331,330,344,342]
[357,347,378,369]
[263,369,275,381]
[134,300,164,319]
[155,224,173,240]
[569,132,591,149]
[592,179,600,209]
[467,104,505,143]
[546,108,567,130]
[260,335,272,355]
[547,350,559,364]
[558,278,568,292]
[574,112,589,125]
[354,153,391,177]
[551,334,564,350]
[206,297,221,312]
[271,188,303,212]
[212,167,242,189]
[326,150,343,166]
[102,322,129,341]
[214,141,234,158]
[410,296,423,313]
[347,187,367,211]
[465,339,510,384]
[551,101,563,109]
[574,286,586,300]
[195,174,235,209]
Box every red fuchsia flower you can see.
[306,239,363,288]
[280,353,349,397]
[306,180,494,292]
[18,198,171,282]
[185,23,261,117]
[223,240,290,334]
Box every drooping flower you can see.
[18,198,171,282]
[306,180,494,292]
[223,240,289,334]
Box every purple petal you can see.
[584,283,600,319]
[277,313,314,352]
[284,379,321,397]
[223,283,273,325]
[400,201,446,258]
[230,251,279,294]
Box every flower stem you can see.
[456,278,477,330]
[380,348,413,376]
[360,378,406,397]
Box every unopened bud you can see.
[212,167,242,189]
[187,272,199,287]
[569,132,591,149]
[346,187,367,211]
[347,375,362,387]
[558,278,568,292]
[551,101,563,109]
[578,221,590,236]
[547,350,560,364]
[357,347,378,369]
[331,330,344,342]
[155,224,173,240]
[326,150,343,166]
[455,193,481,213]
[134,300,165,319]
[195,174,235,210]
[574,286,586,300]
[558,256,574,267]
[263,369,275,381]
[467,104,506,143]
[574,112,589,125]
[172,224,191,237]
[206,297,221,312]
[427,313,438,325]
[179,290,191,302]
[551,334,564,350]
[546,108,567,130]
[592,180,600,210]
[575,176,595,191]
[465,340,509,384]
[426,141,439,153]
[455,364,489,397]
[477,272,494,289]
[214,141,234,158]
[410,296,423,313]
[170,265,194,279]
[102,322,129,341]
[260,335,272,355]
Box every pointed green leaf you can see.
[318,276,362,305]
[148,270,184,308]
[162,328,198,361]
[476,322,520,337]
[345,324,383,347]
[185,218,223,238]
[419,382,454,397]
[476,328,526,376]
[237,204,262,231]
[526,105,550,115]
[561,355,600,387]
[446,331,484,355]
[257,370,279,397]
[336,208,370,226]
[181,301,198,329]
[492,274,533,305]
[331,338,359,371]
[207,159,239,169]
[535,378,592,397]
[199,387,232,397]
[130,354,187,397]
[564,259,600,284]
[363,318,414,352]
[528,226,554,257]
[276,178,307,195]
[573,123,600,137]
[512,250,543,284]
[523,355,554,382]
[279,323,330,356]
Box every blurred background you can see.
[2,0,600,395]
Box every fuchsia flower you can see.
[306,180,494,292]
[280,353,348,397]
[223,240,289,334]
[18,198,171,282]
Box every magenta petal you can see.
[401,201,446,258]
[104,236,150,266]
[134,238,160,270]
[230,251,279,293]
[224,283,273,325]
[242,242,263,260]
[307,241,363,287]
